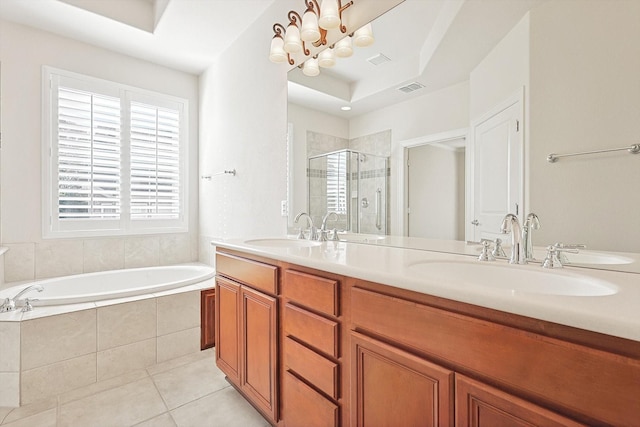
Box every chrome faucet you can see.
[522,213,540,261]
[500,213,525,264]
[294,212,318,240]
[0,284,44,313]
[319,212,339,241]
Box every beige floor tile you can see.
[58,369,149,405]
[58,377,167,427]
[170,387,270,427]
[133,412,177,427]
[0,398,56,425]
[147,348,214,376]
[151,356,229,410]
[1,408,56,427]
[0,408,12,424]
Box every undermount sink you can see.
[337,233,386,243]
[407,260,618,296]
[244,238,322,248]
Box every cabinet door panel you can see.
[215,278,240,384]
[201,288,215,350]
[284,336,339,400]
[351,332,454,427]
[285,303,338,358]
[283,269,338,316]
[455,375,586,427]
[241,285,278,422]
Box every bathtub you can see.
[0,264,215,307]
[0,263,216,407]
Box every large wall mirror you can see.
[287,0,640,273]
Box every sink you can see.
[337,233,386,243]
[407,260,617,296]
[244,238,322,248]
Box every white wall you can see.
[529,0,640,252]
[0,20,200,282]
[198,1,293,264]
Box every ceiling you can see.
[0,0,275,74]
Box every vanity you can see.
[212,237,640,427]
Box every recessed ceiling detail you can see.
[397,82,425,94]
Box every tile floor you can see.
[0,348,270,427]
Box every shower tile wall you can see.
[1,233,198,286]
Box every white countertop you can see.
[212,236,640,342]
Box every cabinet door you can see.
[351,332,454,427]
[240,285,278,422]
[215,278,240,384]
[455,375,586,427]
[201,288,216,350]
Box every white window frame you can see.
[42,66,189,238]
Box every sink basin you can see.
[337,233,386,243]
[407,260,617,296]
[244,238,321,248]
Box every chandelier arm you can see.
[272,23,286,37]
[305,0,321,13]
[288,10,303,25]
[312,28,328,48]
[338,1,354,33]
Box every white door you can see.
[407,141,465,239]
[470,101,522,242]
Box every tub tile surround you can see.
[2,233,198,285]
[0,288,203,407]
[0,349,269,427]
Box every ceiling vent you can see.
[398,82,425,94]
[367,53,391,66]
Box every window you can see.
[43,67,188,238]
[326,151,347,215]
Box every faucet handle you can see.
[553,243,584,264]
[21,298,38,312]
[491,238,506,258]
[478,240,496,262]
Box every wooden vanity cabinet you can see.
[215,252,279,424]
[349,281,640,427]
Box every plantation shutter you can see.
[57,87,121,220]
[130,102,181,220]
[326,151,347,214]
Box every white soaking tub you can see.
[0,264,215,307]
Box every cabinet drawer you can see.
[284,303,339,358]
[284,337,338,400]
[283,371,338,427]
[283,270,338,316]
[216,252,277,294]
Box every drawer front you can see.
[284,337,338,400]
[216,252,277,294]
[283,371,338,427]
[283,270,338,316]
[285,303,339,358]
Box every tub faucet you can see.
[522,213,541,261]
[294,212,318,240]
[0,284,44,313]
[500,213,525,264]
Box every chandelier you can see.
[269,0,374,76]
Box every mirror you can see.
[287,0,640,273]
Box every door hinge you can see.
[516,120,520,132]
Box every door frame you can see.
[466,87,525,242]
[393,128,468,236]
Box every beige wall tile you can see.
[0,372,20,407]
[35,240,83,279]
[83,238,125,273]
[156,327,200,363]
[159,234,192,265]
[124,237,160,269]
[157,291,200,336]
[59,369,148,405]
[97,338,157,382]
[21,353,96,405]
[0,321,21,371]
[21,309,96,370]
[3,243,35,283]
[97,299,156,350]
